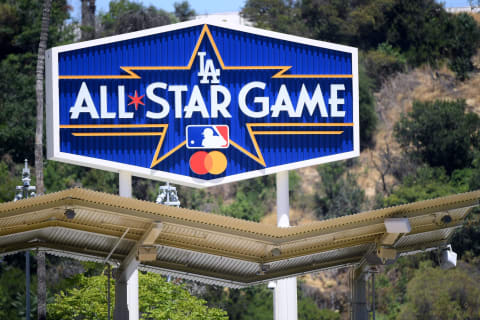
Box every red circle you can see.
[190,151,209,174]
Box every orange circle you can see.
[207,151,227,175]
[204,153,213,172]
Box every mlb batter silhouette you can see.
[201,128,227,148]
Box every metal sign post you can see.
[114,171,139,320]
[274,171,298,320]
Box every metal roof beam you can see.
[140,222,163,245]
[117,222,163,281]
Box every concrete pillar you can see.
[114,171,138,320]
[352,270,368,320]
[113,278,129,320]
[273,171,298,320]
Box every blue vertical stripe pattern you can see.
[57,24,356,181]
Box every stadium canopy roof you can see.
[1,188,479,288]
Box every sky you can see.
[68,0,473,20]
[68,0,246,20]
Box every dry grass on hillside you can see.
[354,52,480,201]
[470,12,480,25]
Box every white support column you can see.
[127,271,139,320]
[114,171,139,320]
[119,171,132,198]
[276,171,290,228]
[273,171,298,320]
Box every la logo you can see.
[197,52,220,84]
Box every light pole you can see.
[156,182,180,282]
[14,159,36,320]
[156,182,181,207]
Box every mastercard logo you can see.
[190,151,227,175]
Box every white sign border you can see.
[46,19,359,188]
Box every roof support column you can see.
[114,171,138,320]
[351,268,368,320]
[273,171,298,320]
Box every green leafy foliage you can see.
[44,161,119,194]
[219,176,275,221]
[397,261,480,319]
[380,166,467,207]
[0,0,74,161]
[174,1,196,22]
[384,0,449,67]
[204,285,273,320]
[298,295,340,320]
[315,162,365,219]
[452,208,480,258]
[394,99,480,174]
[177,185,214,211]
[48,271,228,320]
[447,13,480,80]
[98,0,176,36]
[363,43,407,88]
[0,0,73,59]
[358,63,378,148]
[0,157,19,202]
[0,260,36,319]
[241,0,307,35]
[375,253,433,320]
[0,53,36,161]
[243,0,480,79]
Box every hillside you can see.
[261,49,480,220]
[257,49,480,316]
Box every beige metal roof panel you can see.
[155,246,259,276]
[0,188,478,287]
[395,228,457,249]
[0,227,134,256]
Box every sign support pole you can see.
[273,171,298,320]
[114,171,139,320]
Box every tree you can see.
[48,271,228,320]
[0,261,37,319]
[219,175,276,222]
[0,157,18,203]
[81,0,95,40]
[358,62,377,148]
[447,13,480,80]
[243,0,480,79]
[174,1,196,22]
[363,42,407,88]
[98,0,175,36]
[384,0,450,67]
[0,0,72,59]
[315,162,365,219]
[394,100,480,174]
[0,0,72,163]
[241,0,307,35]
[397,261,480,320]
[34,0,53,319]
[380,165,467,207]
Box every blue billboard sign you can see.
[46,20,359,187]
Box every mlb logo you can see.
[187,125,229,149]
